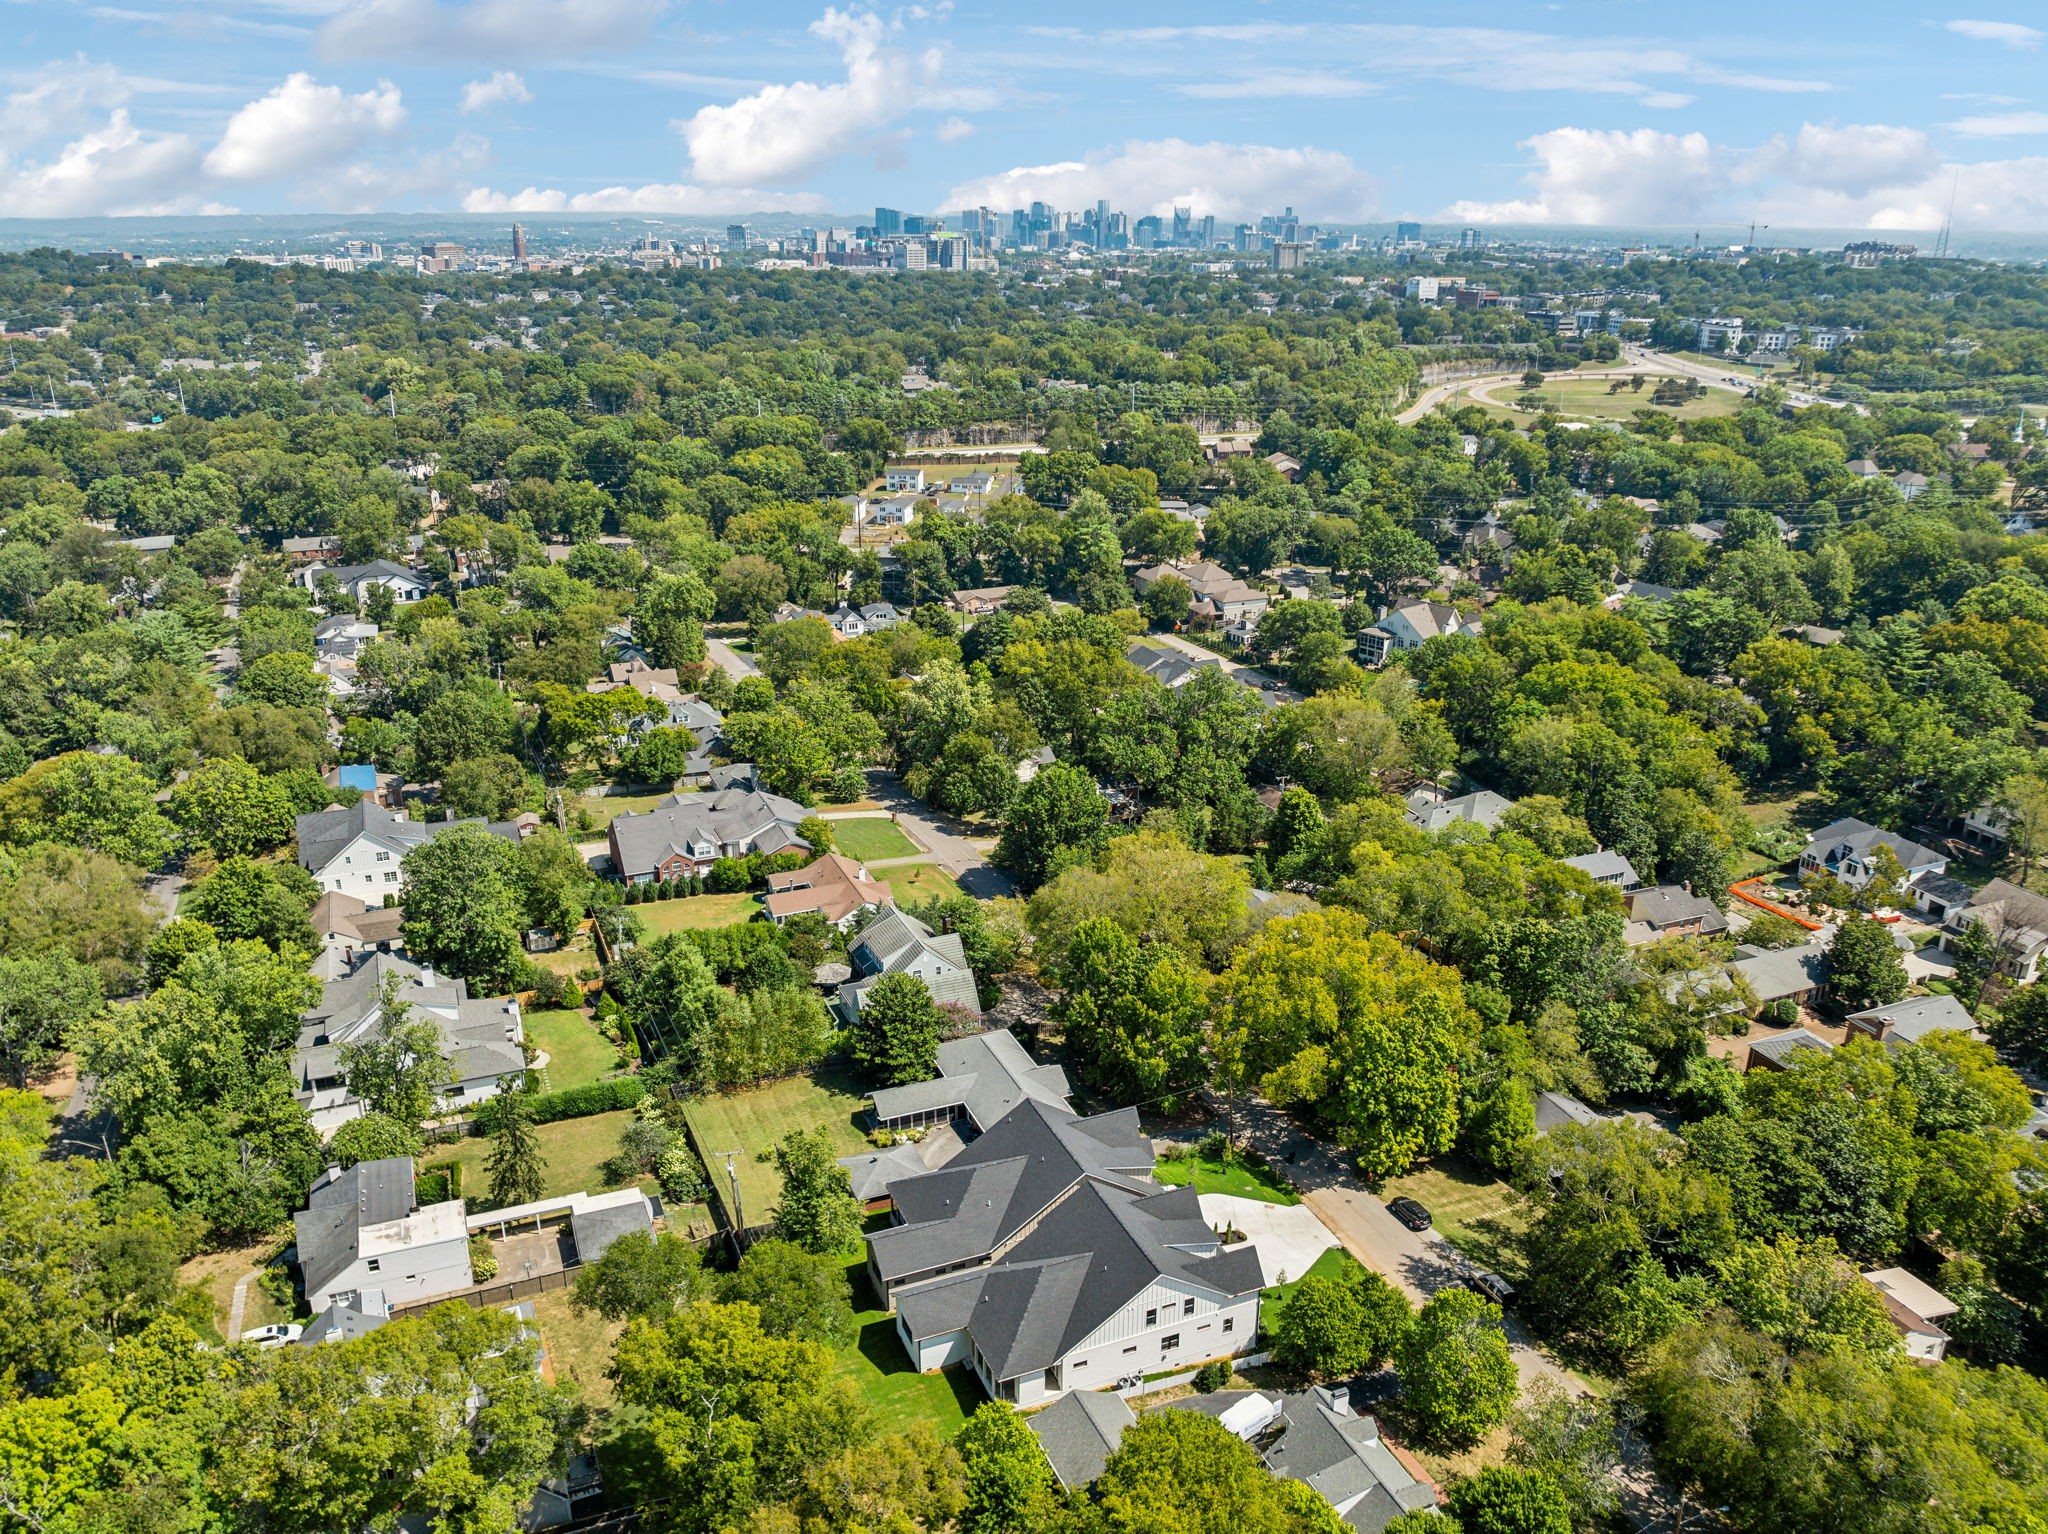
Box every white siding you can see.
[308,1234,472,1310]
[309,833,408,901]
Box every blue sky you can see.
[6,1,2048,230]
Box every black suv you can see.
[1387,1196,1433,1231]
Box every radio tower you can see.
[1935,172,1958,259]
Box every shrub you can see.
[469,1234,499,1281]
[1197,1130,1234,1164]
[1192,1360,1233,1393]
[491,1075,648,1127]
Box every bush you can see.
[1197,1130,1234,1164]
[488,1075,647,1128]
[469,1233,499,1282]
[1192,1360,1233,1393]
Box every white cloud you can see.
[1444,118,2048,232]
[0,110,210,216]
[936,115,975,144]
[1745,121,1937,198]
[460,70,531,112]
[1176,69,1375,100]
[1944,110,2048,136]
[462,182,828,212]
[680,9,902,185]
[318,0,661,61]
[204,72,405,181]
[0,58,134,141]
[946,137,1377,221]
[1444,127,1721,225]
[1945,18,2045,48]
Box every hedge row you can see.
[526,1075,646,1124]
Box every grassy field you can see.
[1258,1245,1365,1333]
[827,818,922,862]
[834,1250,984,1433]
[530,1289,627,1406]
[1482,374,1743,425]
[572,790,681,833]
[884,863,964,904]
[636,892,762,933]
[1154,1151,1299,1206]
[1374,1158,1532,1278]
[431,1109,648,1209]
[681,1068,874,1230]
[181,1235,295,1333]
[526,1008,620,1093]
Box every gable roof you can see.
[1803,817,1945,874]
[1030,1388,1137,1487]
[764,853,893,924]
[1626,885,1729,932]
[1125,643,1223,689]
[1730,942,1830,1003]
[1747,1028,1836,1068]
[869,1028,1073,1131]
[608,782,810,878]
[1562,849,1639,885]
[295,800,522,878]
[1378,600,1473,643]
[1846,993,1977,1042]
[1403,786,1515,832]
[294,1158,422,1299]
[892,1179,1263,1383]
[867,1100,1147,1283]
[842,907,982,1015]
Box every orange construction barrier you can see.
[1729,876,1824,930]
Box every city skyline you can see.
[5,2,2048,231]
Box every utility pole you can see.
[711,1149,748,1254]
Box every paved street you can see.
[705,636,760,682]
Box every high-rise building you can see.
[1172,206,1192,245]
[511,223,526,260]
[1395,221,1422,243]
[1197,214,1216,249]
[1460,226,1483,251]
[726,224,750,250]
[905,215,932,236]
[1271,242,1307,271]
[1134,215,1163,249]
[874,206,903,237]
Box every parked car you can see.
[1387,1196,1433,1231]
[1465,1270,1514,1306]
[241,1323,302,1349]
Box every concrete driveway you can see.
[705,636,760,682]
[1197,1194,1336,1288]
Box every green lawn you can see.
[525,1008,621,1093]
[636,892,762,933]
[1482,373,1743,426]
[883,863,964,904]
[1258,1246,1365,1334]
[573,790,683,834]
[1154,1151,1299,1206]
[827,819,923,862]
[1374,1158,1532,1278]
[833,1251,984,1433]
[529,1289,626,1407]
[432,1108,650,1210]
[681,1067,875,1231]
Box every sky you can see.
[7,1,2048,232]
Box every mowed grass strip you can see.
[680,1067,875,1230]
[524,1008,620,1092]
[1374,1157,1532,1277]
[832,1249,985,1433]
[430,1108,648,1209]
[827,818,923,862]
[883,863,963,904]
[1153,1151,1300,1205]
[635,892,762,933]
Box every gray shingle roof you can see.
[294,1158,416,1300]
[1730,941,1830,1003]
[570,1196,655,1263]
[608,782,811,879]
[1561,850,1639,886]
[1747,1028,1836,1067]
[867,1101,1150,1283]
[1403,787,1515,832]
[841,908,984,1018]
[893,1179,1263,1383]
[294,800,523,879]
[1030,1387,1136,1487]
[1627,885,1730,933]
[1847,993,1976,1042]
[1803,817,1945,875]
[869,1028,1071,1130]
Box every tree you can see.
[0,845,157,991]
[0,751,177,869]
[1057,920,1212,1113]
[485,1079,547,1208]
[1271,1264,1412,1378]
[234,650,330,709]
[339,974,453,1131]
[439,753,529,820]
[1506,1380,1621,1530]
[572,1230,712,1322]
[1141,572,1192,627]
[1027,829,1253,971]
[1990,981,2048,1075]
[1219,910,1477,1177]
[1092,1409,1337,1534]
[848,971,944,1087]
[185,856,317,952]
[1396,1288,1519,1446]
[327,1111,423,1168]
[1948,917,1998,1013]
[992,761,1108,889]
[955,1402,1056,1534]
[606,933,724,1086]
[770,1126,865,1255]
[1827,913,1908,1012]
[168,756,295,858]
[634,570,713,667]
[605,1298,871,1532]
[719,1237,856,1344]
[0,952,101,1088]
[621,726,699,785]
[1445,1468,1572,1534]
[518,826,594,939]
[401,823,527,991]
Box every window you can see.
[1072,1360,1087,1371]
[1161,1334,1180,1352]
[1144,1308,1158,1327]
[366,1259,380,1272]
[1183,1298,1196,1317]
[1223,1317,1234,1334]
[376,851,390,862]
[1123,1345,1137,1355]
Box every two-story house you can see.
[1357,600,1482,668]
[293,1157,473,1312]
[606,778,810,884]
[838,907,983,1020]
[1798,818,1948,901]
[295,799,526,902]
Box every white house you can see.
[1863,1268,1958,1363]
[295,799,525,901]
[1357,600,1481,667]
[293,953,527,1134]
[884,466,927,493]
[1798,818,1948,898]
[302,559,433,605]
[293,1157,473,1312]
